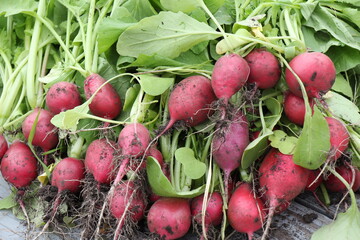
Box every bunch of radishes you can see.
[0,48,359,240]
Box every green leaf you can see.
[216,28,253,54]
[97,7,137,54]
[241,129,272,169]
[0,193,16,210]
[117,11,221,59]
[264,97,283,129]
[146,157,205,198]
[303,5,360,51]
[0,0,37,16]
[122,0,157,21]
[324,91,360,125]
[326,46,360,73]
[332,74,353,99]
[301,26,341,53]
[160,0,200,13]
[51,104,90,131]
[293,106,330,169]
[311,203,360,240]
[138,74,174,96]
[269,130,298,155]
[175,147,206,179]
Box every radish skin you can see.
[0,134,8,160]
[46,81,82,114]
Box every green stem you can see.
[26,0,46,108]
[85,0,96,72]
[258,100,267,131]
[170,130,181,189]
[69,136,85,159]
[0,49,13,81]
[320,183,331,206]
[65,10,73,65]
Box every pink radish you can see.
[159,75,217,136]
[285,52,336,98]
[114,123,151,185]
[46,81,82,114]
[109,181,146,239]
[259,149,310,240]
[228,183,266,240]
[325,117,350,161]
[211,53,250,104]
[147,197,191,240]
[212,111,249,201]
[245,48,281,89]
[84,73,122,119]
[0,141,38,226]
[84,139,116,185]
[22,108,58,153]
[324,164,360,192]
[0,141,37,189]
[0,134,8,160]
[283,91,314,126]
[191,192,223,237]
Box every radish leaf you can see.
[117,11,221,58]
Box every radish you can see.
[283,91,314,126]
[212,111,249,201]
[0,141,37,189]
[118,123,151,157]
[22,108,58,153]
[306,170,323,193]
[191,192,223,238]
[325,117,350,161]
[36,157,85,238]
[285,52,336,98]
[245,48,281,89]
[159,75,217,136]
[211,53,250,104]
[84,139,116,185]
[0,141,38,226]
[228,183,266,240]
[84,73,122,120]
[46,81,82,115]
[259,148,310,240]
[324,164,360,192]
[109,181,146,239]
[147,197,191,240]
[0,134,8,160]
[146,147,164,166]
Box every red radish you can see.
[0,141,38,226]
[306,170,323,192]
[259,149,310,240]
[37,157,85,237]
[84,73,122,119]
[245,48,281,89]
[46,81,82,114]
[0,141,37,188]
[324,165,360,192]
[114,123,151,185]
[109,181,146,239]
[325,117,350,161]
[159,75,216,136]
[22,108,58,153]
[84,139,116,185]
[118,123,151,157]
[212,112,249,201]
[146,147,164,166]
[305,170,328,209]
[51,157,85,193]
[228,183,266,240]
[191,192,223,230]
[147,197,191,240]
[0,134,8,160]
[285,52,336,98]
[211,53,250,104]
[283,91,314,126]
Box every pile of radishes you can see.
[0,48,359,240]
